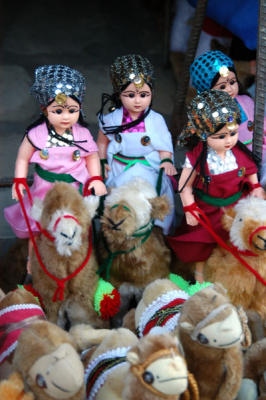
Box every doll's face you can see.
[212,71,239,98]
[120,82,152,119]
[46,97,80,134]
[207,125,239,157]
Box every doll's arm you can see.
[85,152,107,196]
[12,137,35,200]
[96,129,111,178]
[179,167,199,226]
[158,150,177,176]
[247,173,266,199]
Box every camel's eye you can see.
[197,333,209,345]
[143,371,154,384]
[36,374,47,388]
[238,218,243,222]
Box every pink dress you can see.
[4,122,98,238]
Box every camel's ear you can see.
[149,195,171,221]
[179,321,194,332]
[221,207,236,231]
[30,197,43,222]
[83,196,100,219]
[127,351,140,365]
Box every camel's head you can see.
[30,182,99,257]
[222,196,266,255]
[101,178,170,244]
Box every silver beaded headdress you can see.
[30,64,86,106]
[178,90,241,145]
[110,54,154,93]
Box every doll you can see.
[190,50,266,186]
[4,65,107,269]
[96,54,177,234]
[166,90,265,282]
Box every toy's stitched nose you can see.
[106,217,126,230]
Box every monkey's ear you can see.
[179,321,194,332]
[127,351,140,365]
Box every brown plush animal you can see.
[98,178,172,324]
[30,182,120,329]
[0,320,85,400]
[0,287,45,379]
[75,326,199,400]
[178,284,251,400]
[204,196,266,321]
[237,338,266,400]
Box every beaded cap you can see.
[178,90,241,145]
[30,64,86,106]
[190,50,235,93]
[110,54,154,93]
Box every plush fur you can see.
[242,338,266,400]
[98,178,172,324]
[0,320,85,400]
[204,196,266,321]
[78,327,199,400]
[178,284,250,400]
[30,182,111,329]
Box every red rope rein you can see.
[183,203,266,286]
[14,179,93,301]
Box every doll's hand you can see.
[11,183,25,200]
[160,162,177,176]
[89,180,107,196]
[185,211,199,226]
[251,186,266,199]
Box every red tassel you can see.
[99,289,120,320]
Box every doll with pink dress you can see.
[96,54,177,234]
[189,50,266,187]
[4,64,107,269]
[166,90,265,282]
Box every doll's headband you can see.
[30,64,86,106]
[110,54,154,93]
[190,50,235,93]
[178,90,241,145]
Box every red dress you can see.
[166,143,257,262]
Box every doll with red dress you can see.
[166,90,265,282]
[190,50,266,187]
[96,54,177,234]
[4,64,107,270]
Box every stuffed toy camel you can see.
[237,337,266,400]
[97,178,172,325]
[29,182,120,329]
[203,196,266,322]
[0,319,85,400]
[71,326,199,400]
[178,283,251,400]
[0,287,45,380]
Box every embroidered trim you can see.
[137,290,189,337]
[0,304,43,318]
[84,347,130,400]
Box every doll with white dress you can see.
[190,50,266,186]
[4,64,107,269]
[97,54,177,234]
[166,90,265,282]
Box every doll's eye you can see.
[55,109,63,114]
[220,84,226,90]
[230,80,237,85]
[36,374,47,388]
[69,108,78,113]
[230,131,237,136]
[128,93,135,98]
[218,134,226,139]
[140,93,146,98]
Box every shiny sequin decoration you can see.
[55,93,67,105]
[197,102,204,109]
[133,73,144,88]
[40,148,49,160]
[219,65,229,77]
[141,135,151,146]
[247,121,254,131]
[73,150,80,161]
[115,133,122,143]
[238,167,246,177]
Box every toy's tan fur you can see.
[178,284,245,400]
[204,202,266,320]
[31,182,108,328]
